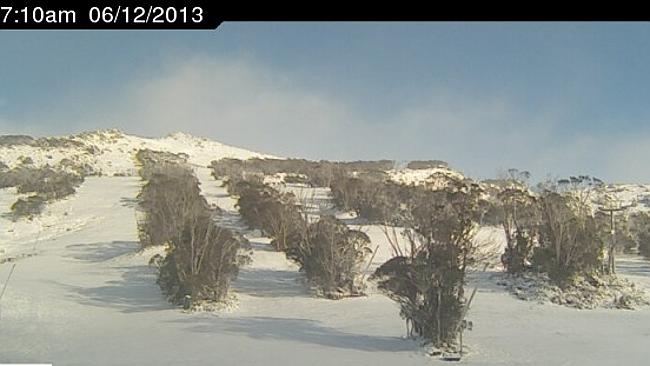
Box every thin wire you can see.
[0,263,17,302]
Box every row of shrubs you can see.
[210,157,395,187]
[135,149,246,306]
[405,160,449,170]
[329,169,617,284]
[230,178,372,299]
[492,174,647,282]
[211,157,405,224]
[212,157,482,347]
[217,157,488,347]
[0,164,85,220]
[0,134,87,149]
[328,167,641,284]
[210,156,650,349]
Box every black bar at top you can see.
[0,1,648,30]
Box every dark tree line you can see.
[136,149,246,306]
[210,157,394,187]
[406,160,449,170]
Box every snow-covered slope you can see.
[0,130,274,176]
[387,167,465,187]
[3,173,650,365]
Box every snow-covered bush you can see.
[286,216,372,299]
[136,150,246,307]
[155,211,245,305]
[497,272,649,309]
[1,166,85,220]
[136,163,207,248]
[10,195,46,219]
[210,157,394,189]
[234,179,372,298]
[233,180,301,246]
[630,213,650,258]
[372,176,483,348]
[497,183,538,274]
[533,189,605,283]
[329,174,402,224]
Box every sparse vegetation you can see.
[631,213,650,258]
[0,165,85,220]
[496,170,538,274]
[136,149,245,307]
[210,157,394,188]
[329,174,402,223]
[532,177,606,283]
[406,160,449,170]
[232,176,372,298]
[10,195,47,218]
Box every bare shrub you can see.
[631,213,650,258]
[136,150,244,306]
[532,188,605,283]
[10,195,46,219]
[137,165,208,247]
[497,173,539,274]
[287,216,371,298]
[329,174,401,223]
[156,211,244,304]
[233,179,372,298]
[372,176,483,348]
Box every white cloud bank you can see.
[10,56,650,183]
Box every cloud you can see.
[104,57,356,159]
[98,57,563,177]
[8,55,650,183]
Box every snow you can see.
[0,130,274,176]
[3,134,650,365]
[0,170,433,365]
[0,180,106,263]
[387,167,465,187]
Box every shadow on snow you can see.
[170,315,420,353]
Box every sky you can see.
[1,22,650,182]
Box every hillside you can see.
[0,130,274,176]
[2,130,650,366]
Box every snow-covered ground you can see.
[0,179,111,263]
[387,167,465,187]
[2,173,650,365]
[3,134,650,365]
[0,130,273,176]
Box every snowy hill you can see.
[4,131,650,365]
[0,129,274,176]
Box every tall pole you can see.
[599,205,629,275]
